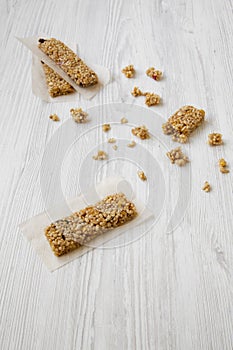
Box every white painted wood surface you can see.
[1,0,233,349]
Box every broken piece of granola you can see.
[122,65,135,78]
[121,117,128,124]
[131,86,144,97]
[108,138,116,143]
[218,158,229,173]
[112,145,118,151]
[70,108,88,123]
[92,150,108,160]
[146,67,162,81]
[162,106,205,143]
[202,181,211,192]
[166,147,189,166]
[208,133,223,146]
[145,92,161,107]
[132,125,150,140]
[127,140,136,148]
[137,171,147,181]
[102,124,111,132]
[49,114,60,122]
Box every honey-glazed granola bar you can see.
[41,61,74,97]
[45,193,137,256]
[162,106,205,143]
[38,38,98,87]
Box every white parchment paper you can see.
[20,177,153,272]
[18,36,110,102]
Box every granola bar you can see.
[45,193,137,256]
[162,106,205,143]
[41,62,74,97]
[38,38,98,87]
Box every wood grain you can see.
[0,0,233,349]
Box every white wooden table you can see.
[1,0,233,349]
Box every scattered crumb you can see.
[122,64,135,78]
[208,133,223,146]
[127,140,136,148]
[166,147,189,166]
[146,67,162,81]
[102,123,111,132]
[132,125,150,140]
[202,181,211,192]
[162,106,205,143]
[112,145,118,151]
[145,92,161,107]
[218,158,229,173]
[49,114,60,122]
[70,108,88,123]
[137,171,147,181]
[92,150,108,160]
[121,117,128,124]
[108,138,116,143]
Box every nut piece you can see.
[146,67,162,81]
[132,125,150,140]
[218,158,229,173]
[102,123,111,132]
[70,108,88,123]
[137,171,147,181]
[127,140,136,148]
[45,193,137,256]
[42,62,74,98]
[112,145,118,151]
[131,86,144,97]
[38,38,98,87]
[122,65,135,78]
[145,92,161,107]
[208,133,223,146]
[108,138,116,143]
[162,106,205,143]
[92,150,108,160]
[121,117,128,124]
[202,181,211,192]
[49,114,60,122]
[166,147,189,166]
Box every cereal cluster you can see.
[137,171,147,181]
[102,124,111,132]
[49,114,60,122]
[146,67,162,81]
[132,125,150,140]
[208,133,223,146]
[166,147,189,166]
[218,158,229,173]
[92,150,108,160]
[131,86,161,107]
[122,65,135,78]
[70,108,88,123]
[202,181,211,192]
